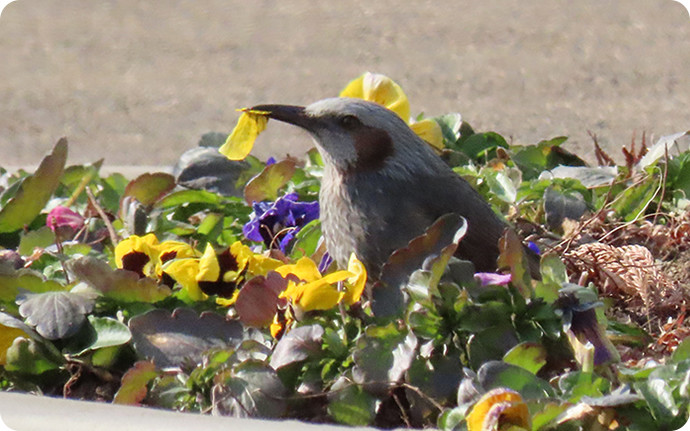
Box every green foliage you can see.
[0,127,689,431]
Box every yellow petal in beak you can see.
[219,109,269,161]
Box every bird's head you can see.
[251,98,442,177]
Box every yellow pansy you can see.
[162,241,283,305]
[114,233,161,278]
[340,72,444,150]
[275,257,323,283]
[340,253,367,306]
[340,72,410,122]
[163,258,207,301]
[278,253,367,313]
[219,109,269,161]
[466,388,530,431]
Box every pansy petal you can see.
[410,119,444,150]
[163,259,207,301]
[340,72,410,122]
[276,257,322,282]
[197,243,220,282]
[219,111,269,161]
[466,388,530,431]
[284,279,341,312]
[341,253,367,305]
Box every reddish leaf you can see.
[244,158,297,204]
[497,229,532,297]
[235,272,288,327]
[0,138,68,233]
[113,360,158,405]
[128,308,242,367]
[122,172,176,206]
[68,256,171,303]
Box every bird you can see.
[249,98,539,278]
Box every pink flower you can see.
[474,272,512,287]
[46,206,85,233]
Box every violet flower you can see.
[243,192,319,253]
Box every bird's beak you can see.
[250,104,317,131]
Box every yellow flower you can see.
[278,253,367,313]
[340,72,410,122]
[162,241,283,304]
[219,109,269,161]
[275,256,323,282]
[341,253,367,306]
[466,388,530,431]
[340,72,443,150]
[115,234,202,282]
[114,233,160,278]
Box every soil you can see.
[0,0,689,169]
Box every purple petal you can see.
[527,241,541,255]
[474,272,512,287]
[318,252,333,273]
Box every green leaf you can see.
[122,172,176,206]
[0,268,68,304]
[373,213,467,318]
[672,337,690,363]
[477,361,554,399]
[437,407,467,431]
[75,316,132,355]
[18,226,56,256]
[214,361,288,419]
[484,169,518,204]
[67,256,171,303]
[327,378,377,426]
[352,325,417,391]
[4,337,62,374]
[535,254,568,303]
[457,131,508,161]
[636,378,679,422]
[432,113,463,145]
[0,138,68,233]
[128,308,242,368]
[468,324,519,370]
[244,158,297,204]
[153,189,222,209]
[113,360,159,405]
[503,342,547,375]
[610,178,657,221]
[269,324,324,370]
[543,186,588,229]
[289,219,322,259]
[17,290,95,340]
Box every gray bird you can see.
[250,98,538,278]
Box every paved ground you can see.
[1,0,689,168]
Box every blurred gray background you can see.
[1,0,689,168]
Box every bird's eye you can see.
[340,115,361,129]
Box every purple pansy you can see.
[243,192,319,253]
[474,272,512,287]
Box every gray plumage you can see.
[252,98,535,277]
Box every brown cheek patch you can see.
[352,127,394,172]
